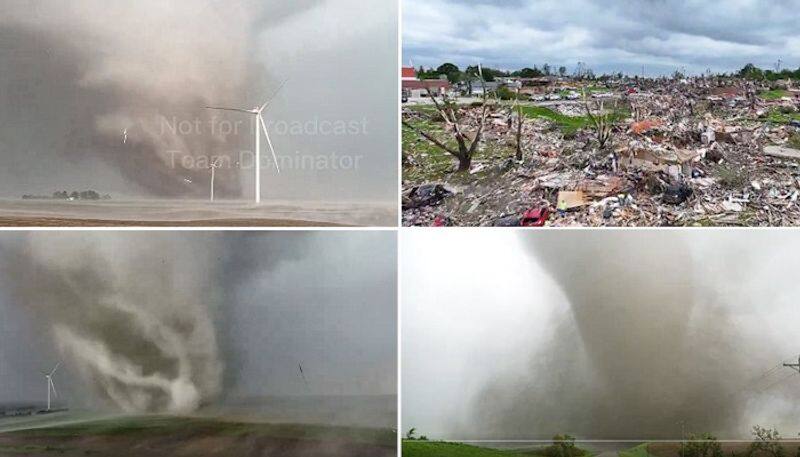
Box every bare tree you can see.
[582,89,614,150]
[629,96,651,122]
[402,76,492,172]
[511,89,525,161]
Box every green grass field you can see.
[403,440,600,457]
[519,106,627,135]
[759,89,792,100]
[762,109,800,125]
[403,441,534,457]
[618,443,656,457]
[402,102,628,183]
[402,118,512,183]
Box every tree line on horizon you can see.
[413,62,800,83]
[22,190,110,200]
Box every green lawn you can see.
[403,440,599,457]
[759,89,791,100]
[402,117,515,183]
[402,102,627,182]
[403,441,532,457]
[519,106,627,135]
[584,86,614,94]
[618,443,656,457]
[762,109,800,125]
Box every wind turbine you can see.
[44,362,60,411]
[298,363,310,392]
[205,80,285,204]
[209,157,223,202]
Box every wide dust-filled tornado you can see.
[0,233,224,413]
[471,231,795,439]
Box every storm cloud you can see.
[0,232,397,421]
[0,0,397,203]
[403,0,800,76]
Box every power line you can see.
[757,371,798,393]
[731,354,800,397]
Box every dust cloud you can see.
[472,232,796,438]
[0,233,223,413]
[402,231,800,439]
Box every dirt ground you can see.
[0,199,395,227]
[0,217,349,227]
[0,416,396,457]
[0,433,394,457]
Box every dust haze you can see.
[0,0,397,203]
[0,232,397,422]
[402,231,800,439]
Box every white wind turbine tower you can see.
[44,362,60,411]
[205,81,286,204]
[209,157,222,202]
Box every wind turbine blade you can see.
[50,362,61,376]
[259,78,289,113]
[298,363,310,391]
[49,379,58,398]
[259,115,280,173]
[205,106,254,114]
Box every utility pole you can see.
[783,356,800,373]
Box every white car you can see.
[565,91,580,100]
[532,95,546,102]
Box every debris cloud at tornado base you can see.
[1,233,224,413]
[470,232,800,439]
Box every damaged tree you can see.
[582,89,614,150]
[512,89,525,161]
[403,75,492,172]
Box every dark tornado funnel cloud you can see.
[0,233,223,413]
[0,1,322,197]
[473,232,757,439]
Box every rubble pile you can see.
[403,79,800,226]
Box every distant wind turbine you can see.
[298,363,310,392]
[205,80,286,204]
[44,362,60,411]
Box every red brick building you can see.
[402,66,450,98]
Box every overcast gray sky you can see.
[403,0,800,76]
[403,230,800,440]
[0,0,397,203]
[0,232,396,414]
